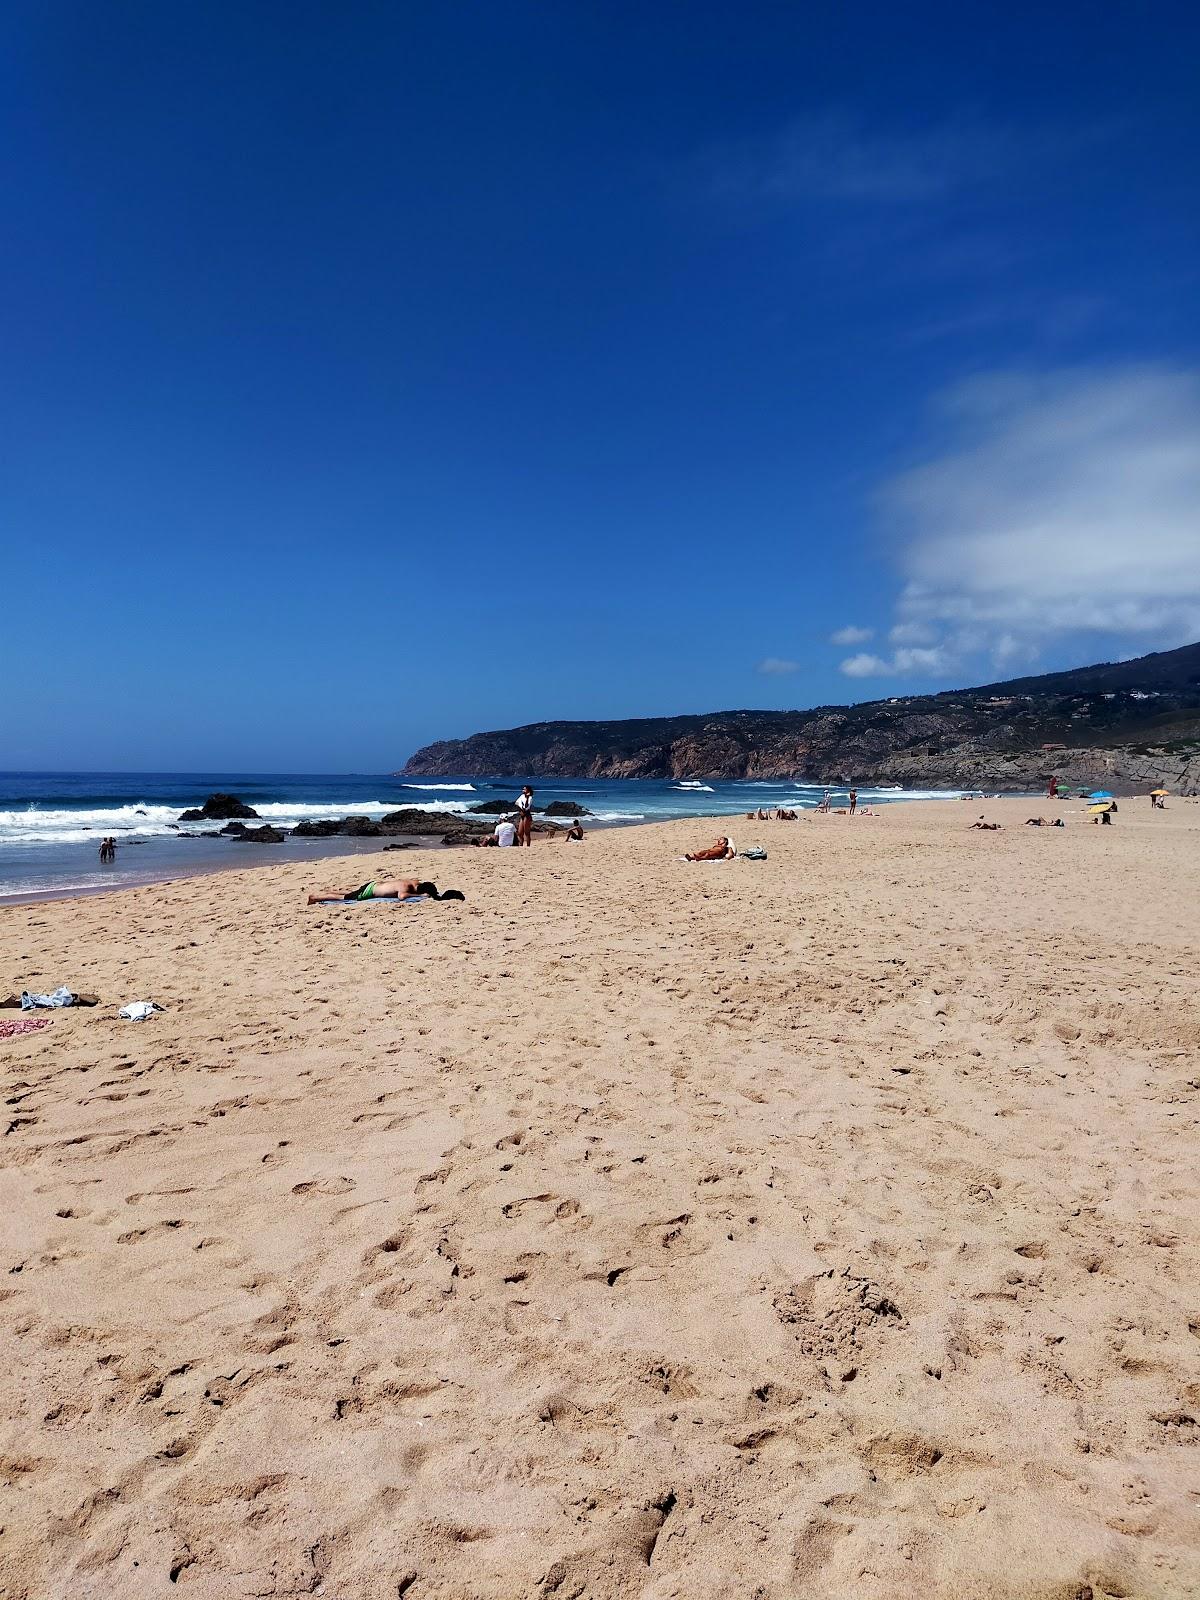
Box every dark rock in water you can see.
[543,800,591,816]
[468,800,518,814]
[380,807,489,836]
[291,811,475,838]
[287,808,490,841]
[219,821,248,836]
[384,841,417,851]
[290,815,384,837]
[229,824,286,843]
[441,827,486,846]
[179,793,260,822]
[340,816,382,837]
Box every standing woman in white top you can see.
[515,785,534,847]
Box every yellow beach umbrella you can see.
[1150,788,1169,796]
[1087,801,1114,814]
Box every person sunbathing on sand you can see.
[307,878,465,904]
[970,818,1002,831]
[685,836,735,861]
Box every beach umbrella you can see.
[1151,788,1169,796]
[1088,790,1114,800]
[1087,801,1114,814]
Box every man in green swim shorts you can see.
[306,877,465,904]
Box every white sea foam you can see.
[0,795,477,846]
[674,782,714,791]
[402,783,476,791]
[0,804,185,845]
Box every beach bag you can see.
[740,845,768,860]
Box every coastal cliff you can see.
[403,641,1200,792]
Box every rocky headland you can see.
[403,641,1200,793]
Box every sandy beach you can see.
[2,797,1199,1598]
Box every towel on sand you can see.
[1,1016,52,1039]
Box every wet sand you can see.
[2,797,1199,1597]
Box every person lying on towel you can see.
[307,878,465,904]
[684,836,735,861]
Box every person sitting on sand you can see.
[307,878,465,905]
[562,819,585,841]
[685,836,735,861]
[970,817,1002,830]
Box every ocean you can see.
[0,771,975,901]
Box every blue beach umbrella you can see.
[1088,790,1114,800]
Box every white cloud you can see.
[704,111,1111,216]
[888,621,936,645]
[757,656,800,675]
[874,365,1200,666]
[711,111,1034,208]
[840,645,952,679]
[840,653,889,678]
[830,624,874,646]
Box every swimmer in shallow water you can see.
[307,878,465,905]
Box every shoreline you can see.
[0,831,452,909]
[5,789,1184,909]
[0,782,1037,906]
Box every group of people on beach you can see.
[473,786,585,848]
[747,788,861,822]
[306,785,587,902]
[304,777,1178,906]
[474,785,535,848]
[97,837,117,864]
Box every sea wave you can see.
[673,782,714,791]
[0,804,186,845]
[0,795,476,845]
[402,783,476,791]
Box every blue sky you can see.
[3,1,1198,770]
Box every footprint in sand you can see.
[290,1177,356,1197]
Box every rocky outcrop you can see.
[289,809,493,844]
[228,824,286,843]
[378,808,488,835]
[543,800,591,816]
[178,793,260,822]
[468,800,518,815]
[403,642,1200,794]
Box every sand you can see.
[2,797,1199,1598]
